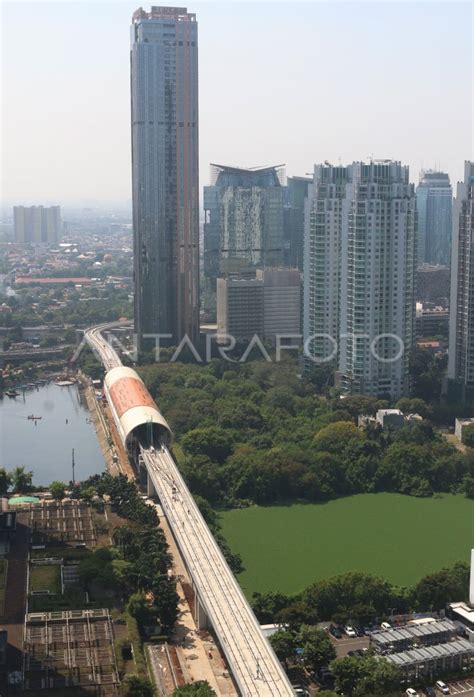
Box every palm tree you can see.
[11,466,33,493]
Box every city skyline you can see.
[2,1,472,206]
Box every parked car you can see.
[329,625,343,639]
[318,667,335,688]
[344,625,357,637]
[405,689,418,697]
[435,680,449,694]
[424,688,436,697]
[381,621,392,630]
[292,686,309,697]
[354,624,365,637]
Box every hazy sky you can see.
[2,1,473,206]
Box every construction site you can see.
[22,609,120,695]
[30,500,98,547]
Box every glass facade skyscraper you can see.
[131,6,199,348]
[283,176,312,271]
[203,164,285,290]
[416,170,452,266]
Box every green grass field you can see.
[30,564,61,594]
[219,493,474,596]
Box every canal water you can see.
[0,382,105,485]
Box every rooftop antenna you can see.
[72,448,75,486]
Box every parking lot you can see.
[330,635,370,658]
[446,679,474,695]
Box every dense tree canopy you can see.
[330,655,402,696]
[251,563,470,626]
[463,424,474,448]
[298,625,336,673]
[74,473,178,631]
[134,361,474,508]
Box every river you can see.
[0,382,105,485]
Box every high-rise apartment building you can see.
[204,164,285,290]
[303,164,347,364]
[131,6,199,348]
[304,161,417,399]
[448,162,474,401]
[416,170,453,266]
[13,206,61,245]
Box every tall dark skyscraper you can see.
[283,176,312,271]
[131,6,199,348]
[416,170,453,267]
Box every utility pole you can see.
[72,448,75,486]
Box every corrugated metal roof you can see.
[386,638,473,668]
[371,619,457,646]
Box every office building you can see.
[131,6,199,348]
[416,170,452,266]
[13,206,61,245]
[257,267,301,342]
[283,176,312,270]
[448,161,474,400]
[415,305,449,338]
[217,267,301,344]
[304,161,417,398]
[217,277,264,342]
[204,164,285,290]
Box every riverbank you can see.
[219,493,474,595]
[78,374,135,480]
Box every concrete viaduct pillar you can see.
[147,471,156,498]
[195,595,209,630]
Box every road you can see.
[85,323,295,696]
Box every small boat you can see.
[55,380,75,386]
[27,415,42,420]
[5,390,20,397]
